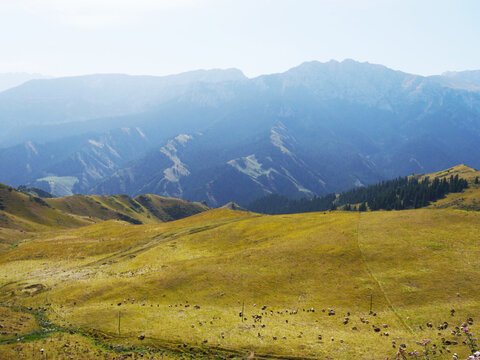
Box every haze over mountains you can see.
[1,59,480,206]
[0,73,51,93]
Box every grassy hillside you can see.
[1,208,479,359]
[0,183,90,232]
[423,165,480,211]
[0,182,208,231]
[46,193,209,225]
[0,183,208,258]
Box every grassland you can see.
[0,183,209,256]
[0,207,479,359]
[0,166,479,359]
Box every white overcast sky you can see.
[0,0,479,77]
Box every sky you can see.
[0,0,479,78]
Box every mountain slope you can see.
[0,126,152,195]
[0,69,246,147]
[2,60,480,205]
[423,164,480,210]
[0,182,209,233]
[0,183,89,232]
[0,72,50,92]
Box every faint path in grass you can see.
[81,215,260,268]
[355,213,413,334]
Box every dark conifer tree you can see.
[247,173,469,214]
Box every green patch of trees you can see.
[338,174,468,211]
[247,175,469,214]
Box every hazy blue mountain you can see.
[0,127,151,196]
[440,70,480,89]
[0,69,246,147]
[1,60,480,204]
[0,73,50,93]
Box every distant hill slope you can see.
[17,185,55,198]
[220,201,247,211]
[45,193,209,225]
[424,164,480,210]
[417,163,479,182]
[0,183,88,232]
[0,183,209,233]
[0,73,50,93]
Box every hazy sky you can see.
[1,0,479,77]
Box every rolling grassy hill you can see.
[0,166,479,359]
[0,183,208,256]
[424,165,480,211]
[46,193,209,225]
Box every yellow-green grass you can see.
[0,183,210,261]
[0,183,90,231]
[1,182,209,231]
[418,164,480,211]
[0,331,186,360]
[0,208,479,359]
[0,307,39,338]
[46,193,209,225]
[418,164,479,182]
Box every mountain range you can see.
[1,60,480,206]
